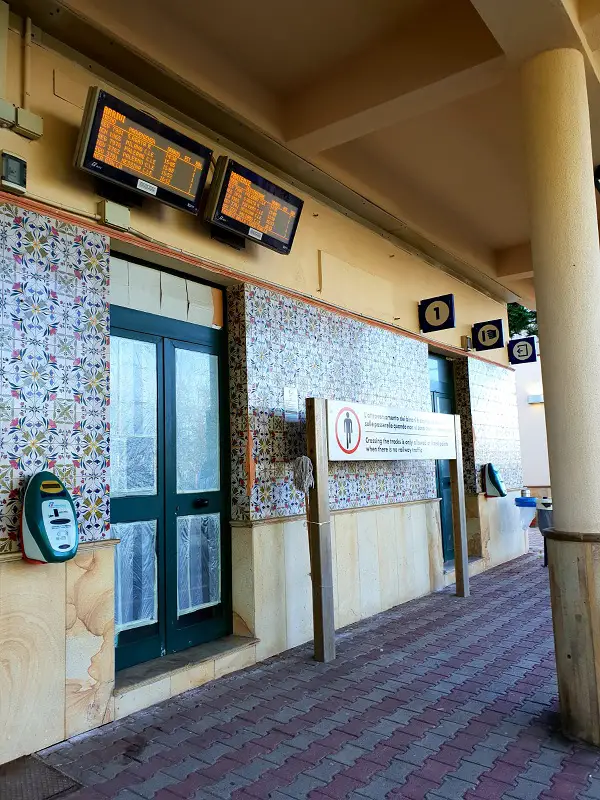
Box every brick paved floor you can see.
[529,528,544,554]
[39,544,600,800]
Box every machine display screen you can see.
[207,158,303,254]
[75,88,213,214]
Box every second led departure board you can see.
[205,157,303,254]
[75,88,213,214]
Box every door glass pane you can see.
[176,349,219,492]
[438,396,453,415]
[177,514,221,616]
[111,336,158,497]
[114,520,158,633]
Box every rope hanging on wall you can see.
[292,456,314,494]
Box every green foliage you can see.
[507,302,538,337]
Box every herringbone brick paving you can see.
[38,544,600,799]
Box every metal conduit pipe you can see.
[22,15,31,110]
[0,1,9,98]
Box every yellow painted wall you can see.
[2,25,509,365]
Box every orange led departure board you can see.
[221,171,298,243]
[93,106,205,200]
[206,157,303,254]
[76,88,212,214]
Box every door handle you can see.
[193,498,209,509]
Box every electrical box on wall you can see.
[1,151,27,195]
[0,98,16,128]
[21,471,79,563]
[98,199,131,231]
[13,107,43,139]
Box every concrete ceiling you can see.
[327,74,530,252]
[13,0,600,308]
[175,0,427,96]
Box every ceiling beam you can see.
[286,57,506,156]
[58,0,282,138]
[470,0,600,158]
[580,0,600,24]
[6,0,522,306]
[583,15,600,52]
[504,277,537,309]
[579,0,600,53]
[469,0,581,57]
[284,0,506,155]
[496,243,534,280]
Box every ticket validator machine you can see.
[482,463,508,498]
[21,471,79,563]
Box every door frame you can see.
[111,326,166,669]
[110,303,232,671]
[428,353,456,563]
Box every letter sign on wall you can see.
[418,293,456,333]
[327,400,456,462]
[508,336,537,365]
[472,319,505,351]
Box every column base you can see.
[543,528,600,745]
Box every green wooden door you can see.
[428,354,456,563]
[111,306,231,671]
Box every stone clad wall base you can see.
[233,501,443,661]
[0,495,529,764]
[233,496,529,664]
[465,491,527,569]
[546,536,600,745]
[0,541,115,765]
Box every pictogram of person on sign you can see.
[344,412,353,449]
[335,407,361,455]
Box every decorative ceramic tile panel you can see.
[227,286,251,519]
[0,203,110,553]
[228,285,437,521]
[469,358,523,491]
[454,358,477,494]
[455,357,523,494]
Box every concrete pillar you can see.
[521,48,600,744]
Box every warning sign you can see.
[327,401,457,462]
[333,406,362,454]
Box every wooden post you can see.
[449,414,470,597]
[305,398,336,662]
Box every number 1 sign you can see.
[418,294,456,334]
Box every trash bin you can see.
[515,495,537,532]
[536,497,553,568]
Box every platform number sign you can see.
[472,319,505,351]
[508,336,537,365]
[418,294,456,333]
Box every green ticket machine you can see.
[21,471,79,563]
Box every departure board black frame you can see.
[205,157,303,254]
[75,87,213,215]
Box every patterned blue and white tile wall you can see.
[229,284,438,521]
[0,203,110,553]
[455,357,523,494]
